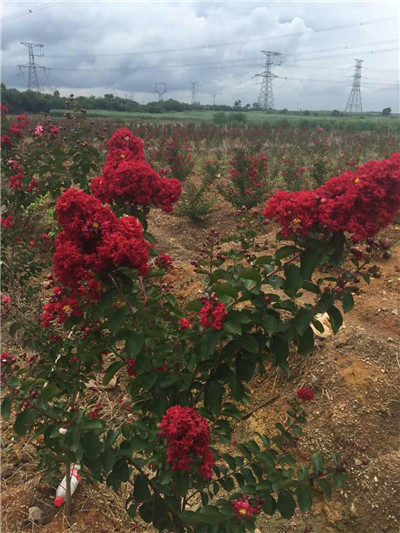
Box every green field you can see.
[47,107,400,133]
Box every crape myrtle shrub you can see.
[2,107,400,531]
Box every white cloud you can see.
[1,1,399,110]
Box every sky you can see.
[1,0,399,111]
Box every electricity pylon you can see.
[18,42,45,92]
[255,51,282,110]
[345,59,363,113]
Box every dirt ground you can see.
[1,204,399,533]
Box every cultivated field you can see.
[1,107,399,533]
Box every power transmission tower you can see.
[190,81,197,105]
[155,82,167,101]
[254,51,282,111]
[345,59,363,113]
[18,42,45,91]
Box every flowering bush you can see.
[218,149,269,209]
[164,136,194,182]
[91,128,182,218]
[2,112,400,532]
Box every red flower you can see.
[53,188,149,288]
[179,318,192,329]
[263,154,400,241]
[160,405,214,479]
[232,495,263,519]
[155,253,173,269]
[1,104,9,115]
[199,298,227,330]
[1,134,13,148]
[296,388,315,401]
[91,128,181,212]
[1,215,14,228]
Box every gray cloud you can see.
[1,1,399,111]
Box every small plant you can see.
[165,136,194,182]
[176,160,220,220]
[218,148,269,209]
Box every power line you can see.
[41,47,399,74]
[42,17,395,58]
[0,2,64,23]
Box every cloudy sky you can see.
[1,0,399,111]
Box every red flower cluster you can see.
[179,318,192,329]
[155,253,174,269]
[1,215,14,228]
[199,295,227,330]
[159,405,215,479]
[165,137,194,182]
[41,286,83,327]
[263,153,400,241]
[53,188,149,288]
[230,151,268,197]
[1,104,9,115]
[232,495,264,519]
[1,112,30,147]
[1,352,16,365]
[296,388,315,401]
[91,128,181,212]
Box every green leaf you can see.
[283,263,303,297]
[103,361,125,385]
[125,333,145,358]
[327,306,343,334]
[224,320,242,335]
[9,322,20,338]
[186,299,202,312]
[1,397,12,419]
[316,478,332,500]
[6,376,19,388]
[139,502,153,523]
[81,419,102,431]
[112,458,130,482]
[312,453,325,474]
[204,379,224,415]
[14,408,36,436]
[107,308,128,335]
[316,292,335,313]
[238,334,259,353]
[236,354,256,382]
[275,245,300,261]
[277,490,296,519]
[296,484,312,512]
[134,474,152,502]
[263,310,280,336]
[333,473,345,488]
[300,248,321,280]
[297,326,315,355]
[294,307,313,336]
[212,282,238,299]
[262,494,276,515]
[342,291,354,313]
[143,268,166,279]
[239,267,261,283]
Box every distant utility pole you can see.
[345,59,363,113]
[18,42,45,92]
[254,51,282,111]
[213,94,216,109]
[155,82,167,101]
[190,81,197,105]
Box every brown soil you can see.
[2,206,399,533]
